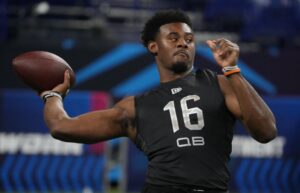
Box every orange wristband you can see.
[224,68,241,76]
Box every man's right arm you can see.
[43,95,136,144]
[42,70,136,144]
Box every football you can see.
[12,51,76,93]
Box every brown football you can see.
[12,51,76,93]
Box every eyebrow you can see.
[185,32,194,37]
[167,32,194,36]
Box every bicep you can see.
[53,97,136,144]
[55,107,128,143]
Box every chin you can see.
[171,62,191,74]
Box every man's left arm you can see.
[219,73,277,143]
[207,39,277,143]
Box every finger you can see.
[223,39,236,45]
[217,38,237,47]
[64,70,71,88]
[206,40,218,52]
[52,70,71,95]
[215,38,226,47]
[218,44,237,57]
[218,39,233,50]
[219,48,231,59]
[222,39,239,50]
[213,39,228,55]
[218,40,239,56]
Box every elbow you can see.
[253,123,278,144]
[46,117,73,141]
[244,110,278,144]
[247,116,278,143]
[254,130,277,143]
[50,127,65,140]
[49,125,71,141]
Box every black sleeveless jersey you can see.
[134,69,236,191]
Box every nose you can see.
[177,38,188,48]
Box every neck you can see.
[159,67,193,83]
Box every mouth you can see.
[174,50,189,58]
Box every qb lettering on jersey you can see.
[164,95,206,148]
[177,136,205,147]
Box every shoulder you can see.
[134,87,164,103]
[114,96,137,140]
[114,96,135,120]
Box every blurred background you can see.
[0,0,300,193]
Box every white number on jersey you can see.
[163,95,204,133]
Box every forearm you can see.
[43,97,70,137]
[227,73,277,143]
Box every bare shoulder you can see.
[114,96,137,140]
[114,96,135,118]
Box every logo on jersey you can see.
[171,87,182,94]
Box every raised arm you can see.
[41,71,136,144]
[207,39,277,143]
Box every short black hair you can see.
[141,10,193,47]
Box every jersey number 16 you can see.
[163,95,205,133]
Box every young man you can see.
[41,10,277,193]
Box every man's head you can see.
[141,10,196,75]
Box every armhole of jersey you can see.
[197,69,225,95]
[196,68,226,102]
[196,69,219,86]
[133,96,148,153]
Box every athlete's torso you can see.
[134,69,235,191]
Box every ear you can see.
[148,41,158,55]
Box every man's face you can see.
[151,22,195,74]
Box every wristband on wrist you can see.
[222,65,241,76]
[41,91,63,103]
